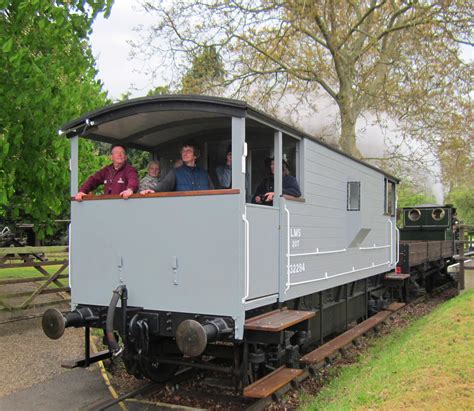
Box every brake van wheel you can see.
[139,359,178,383]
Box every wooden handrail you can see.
[71,189,240,201]
[283,195,305,202]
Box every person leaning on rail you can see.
[252,158,301,206]
[74,144,139,201]
[141,142,214,194]
[139,160,161,192]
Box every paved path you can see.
[0,317,111,410]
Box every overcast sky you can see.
[90,0,158,100]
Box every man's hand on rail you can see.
[75,192,87,202]
[120,188,134,199]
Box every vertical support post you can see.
[232,117,246,194]
[240,342,249,393]
[121,286,128,348]
[298,138,305,195]
[70,136,79,196]
[403,278,409,302]
[459,224,465,290]
[85,325,90,367]
[345,284,349,330]
[319,291,324,345]
[365,278,369,319]
[232,116,246,340]
[273,130,282,208]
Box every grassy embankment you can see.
[301,290,474,410]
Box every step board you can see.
[245,308,315,332]
[387,302,406,312]
[243,366,303,398]
[300,310,392,365]
[385,273,410,280]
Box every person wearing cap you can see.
[252,158,301,206]
[75,144,139,201]
[215,146,232,189]
[141,142,213,193]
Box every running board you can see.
[245,308,315,332]
[243,366,303,398]
[387,302,406,312]
[300,310,393,365]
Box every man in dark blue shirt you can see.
[252,158,301,205]
[141,142,213,193]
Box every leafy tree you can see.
[0,0,112,238]
[397,182,436,209]
[446,187,474,226]
[437,135,474,193]
[137,0,472,159]
[180,45,225,94]
[147,85,171,96]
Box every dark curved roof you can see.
[61,94,399,181]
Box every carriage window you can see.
[244,126,301,205]
[384,179,396,216]
[347,182,360,211]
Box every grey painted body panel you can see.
[70,194,245,336]
[245,204,279,299]
[278,141,396,301]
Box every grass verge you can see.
[0,265,68,280]
[301,290,474,410]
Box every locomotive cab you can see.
[400,204,457,241]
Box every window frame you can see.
[384,178,396,217]
[347,181,361,211]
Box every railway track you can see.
[89,367,199,410]
[97,282,457,411]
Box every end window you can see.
[384,179,396,216]
[347,182,360,211]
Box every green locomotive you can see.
[399,204,457,242]
[396,205,458,294]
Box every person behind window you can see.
[139,161,161,192]
[252,158,301,206]
[75,144,138,201]
[141,142,214,193]
[215,145,232,189]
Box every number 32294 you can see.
[289,263,305,274]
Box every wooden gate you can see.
[0,245,70,312]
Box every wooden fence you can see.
[455,224,474,290]
[0,245,70,312]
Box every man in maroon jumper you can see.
[75,145,139,201]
